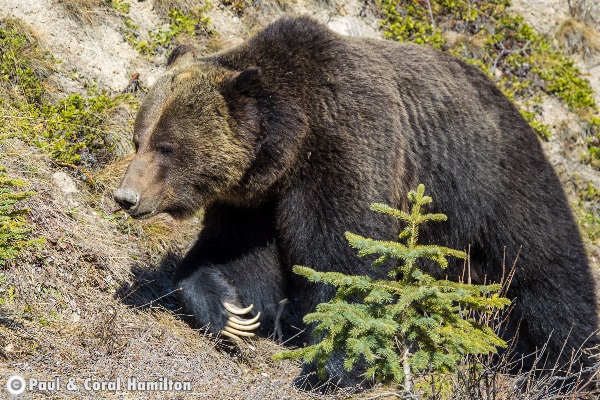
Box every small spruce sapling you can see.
[274,185,510,388]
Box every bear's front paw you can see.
[219,302,261,343]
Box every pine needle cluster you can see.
[275,185,510,387]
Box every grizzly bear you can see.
[115,16,598,390]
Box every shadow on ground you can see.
[116,252,182,312]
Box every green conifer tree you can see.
[275,185,510,390]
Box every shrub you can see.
[39,90,118,166]
[0,166,40,264]
[275,185,510,393]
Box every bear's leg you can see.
[277,189,398,393]
[173,202,288,340]
[508,254,599,372]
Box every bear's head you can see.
[114,47,264,219]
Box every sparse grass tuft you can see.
[557,18,600,59]
[568,0,599,25]
[153,0,192,16]
[0,18,51,106]
[56,0,105,26]
[104,0,131,14]
[222,0,253,14]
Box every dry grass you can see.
[567,0,599,25]
[443,315,600,400]
[56,0,106,27]
[556,17,600,59]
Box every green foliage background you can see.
[110,0,214,56]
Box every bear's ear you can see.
[220,67,262,99]
[167,45,196,69]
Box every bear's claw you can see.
[227,319,261,331]
[223,302,254,315]
[220,302,261,343]
[220,329,244,342]
[229,313,260,325]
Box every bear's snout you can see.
[114,187,139,212]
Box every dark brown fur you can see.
[115,16,599,390]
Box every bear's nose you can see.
[114,188,139,211]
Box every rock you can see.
[52,171,78,195]
[328,16,364,37]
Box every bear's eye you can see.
[157,143,174,156]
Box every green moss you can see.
[577,211,600,243]
[578,181,600,202]
[378,0,600,164]
[380,0,444,48]
[148,7,214,51]
[0,284,15,305]
[570,174,600,244]
[519,98,551,139]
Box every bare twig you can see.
[492,41,531,76]
[403,346,413,396]
[55,161,96,186]
[425,0,436,28]
[363,391,405,399]
[134,287,182,309]
[274,298,289,343]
